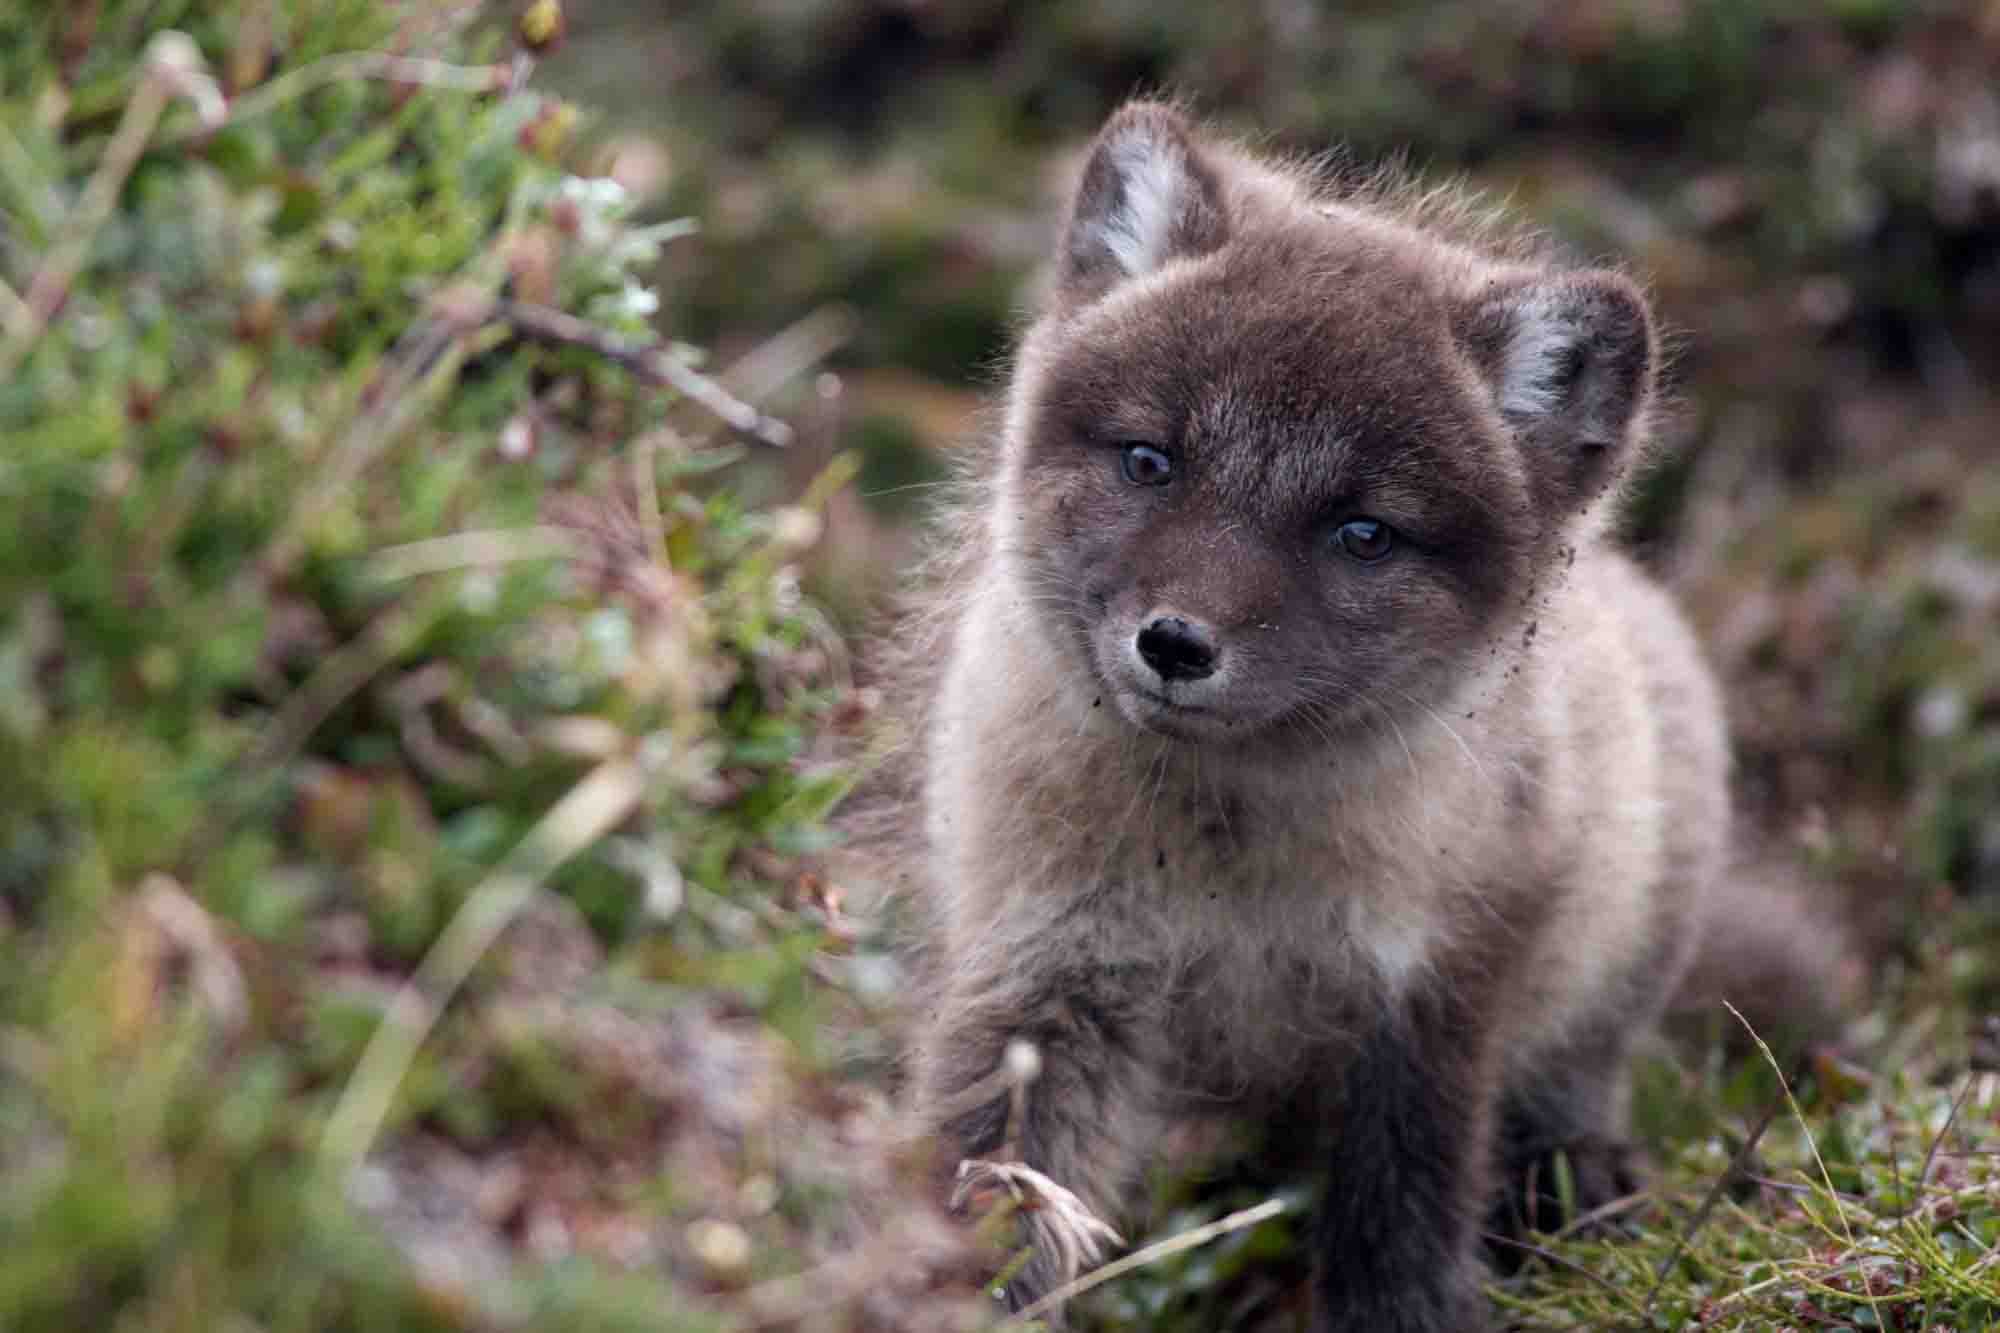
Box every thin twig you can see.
[1547,1188,1651,1240]
[380,664,492,788]
[1914,1073,1973,1204]
[0,31,222,378]
[158,50,514,149]
[1484,1231,1640,1309]
[632,428,670,564]
[494,298,795,446]
[1701,1264,1804,1314]
[318,754,648,1180]
[1638,1046,1798,1325]
[1004,1198,1291,1325]
[1888,1114,1907,1222]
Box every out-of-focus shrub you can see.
[0,5,980,1329]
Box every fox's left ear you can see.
[1457,271,1657,519]
[1055,102,1229,306]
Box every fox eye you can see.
[1334,517,1394,562]
[1120,443,1174,487]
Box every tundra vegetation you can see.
[1,2,1997,1331]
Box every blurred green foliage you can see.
[0,4,978,1330]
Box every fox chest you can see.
[1047,831,1445,1098]
[1109,797,1452,985]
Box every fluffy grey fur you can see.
[856,101,1852,1331]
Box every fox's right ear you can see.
[1056,103,1228,306]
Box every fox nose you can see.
[1136,615,1218,682]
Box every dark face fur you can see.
[1006,105,1654,749]
[1016,231,1536,745]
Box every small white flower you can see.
[246,258,284,298]
[617,283,660,319]
[459,572,499,615]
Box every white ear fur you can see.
[1463,272,1656,517]
[1473,273,1653,436]
[1495,288,1584,421]
[1094,130,1195,279]
[1058,104,1226,303]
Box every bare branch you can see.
[1484,1231,1639,1309]
[1638,1071,1790,1325]
[494,298,796,446]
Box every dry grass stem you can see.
[1726,1000,1888,1331]
[318,754,648,1181]
[365,526,579,582]
[0,31,222,379]
[1005,1197,1290,1325]
[632,429,670,563]
[158,50,516,149]
[719,304,860,404]
[1483,1231,1640,1310]
[1638,1055,1792,1323]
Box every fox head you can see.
[998,102,1659,747]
